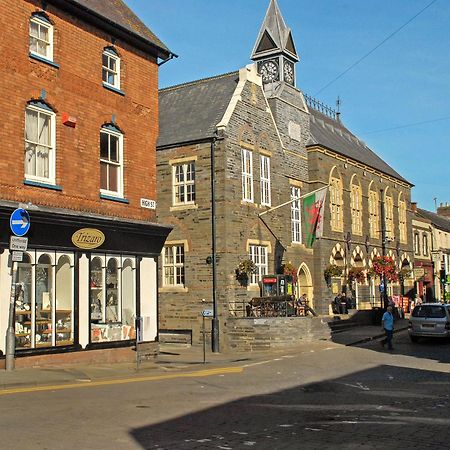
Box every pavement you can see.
[0,318,410,392]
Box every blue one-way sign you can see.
[10,208,30,237]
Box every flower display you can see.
[371,256,398,282]
[347,267,366,284]
[235,259,257,285]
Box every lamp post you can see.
[380,189,388,309]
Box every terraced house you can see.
[0,0,173,367]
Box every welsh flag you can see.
[303,187,328,248]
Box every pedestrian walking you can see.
[381,305,394,351]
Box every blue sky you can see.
[126,0,449,212]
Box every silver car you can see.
[409,303,450,342]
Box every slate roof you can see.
[65,0,170,56]
[158,72,239,149]
[416,208,450,233]
[308,108,411,185]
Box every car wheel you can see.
[410,336,419,343]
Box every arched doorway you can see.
[297,263,314,309]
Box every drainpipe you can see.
[211,136,219,353]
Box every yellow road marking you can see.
[0,366,243,396]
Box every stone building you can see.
[0,0,172,367]
[156,0,414,348]
[412,204,450,301]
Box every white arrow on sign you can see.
[12,216,29,228]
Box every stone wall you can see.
[225,317,332,352]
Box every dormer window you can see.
[29,14,53,61]
[102,48,120,89]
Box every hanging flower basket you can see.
[347,267,366,284]
[235,259,257,285]
[372,256,398,282]
[281,262,297,283]
[366,267,378,280]
[324,264,343,286]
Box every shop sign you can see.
[72,228,105,249]
[414,267,425,279]
[140,198,156,210]
[262,277,277,284]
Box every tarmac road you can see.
[1,333,449,450]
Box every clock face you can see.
[260,60,279,83]
[283,61,294,85]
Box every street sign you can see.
[10,208,30,236]
[11,251,23,262]
[202,309,213,317]
[140,198,156,210]
[9,236,28,251]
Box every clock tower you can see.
[251,0,299,86]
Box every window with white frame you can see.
[249,245,268,285]
[369,189,379,238]
[25,102,55,184]
[173,162,195,205]
[162,245,185,287]
[90,255,136,343]
[100,125,123,196]
[414,233,420,255]
[29,14,53,61]
[241,148,253,202]
[260,155,271,206]
[330,176,343,231]
[423,234,429,256]
[351,182,362,235]
[291,186,301,243]
[102,48,120,89]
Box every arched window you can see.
[291,186,301,243]
[90,255,136,343]
[55,255,74,346]
[350,178,362,235]
[25,101,56,184]
[14,254,32,349]
[100,124,123,197]
[368,188,379,239]
[330,172,343,231]
[398,194,407,244]
[385,192,394,239]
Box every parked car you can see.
[408,303,450,342]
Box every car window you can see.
[412,305,446,318]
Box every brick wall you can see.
[0,0,159,222]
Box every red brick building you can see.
[0,0,173,367]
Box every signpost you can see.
[6,209,31,371]
[202,309,214,363]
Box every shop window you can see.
[100,125,123,197]
[15,251,74,349]
[90,255,136,343]
[102,47,120,89]
[55,255,74,346]
[260,155,271,206]
[249,244,268,285]
[162,245,185,287]
[173,161,195,206]
[29,13,53,62]
[25,102,56,184]
[241,148,254,202]
[291,186,301,243]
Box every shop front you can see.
[413,261,435,302]
[0,204,171,366]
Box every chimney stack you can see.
[411,202,417,213]
[437,202,450,218]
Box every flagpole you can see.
[258,185,330,217]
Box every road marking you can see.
[0,366,243,396]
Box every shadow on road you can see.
[130,364,450,449]
[355,331,450,364]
